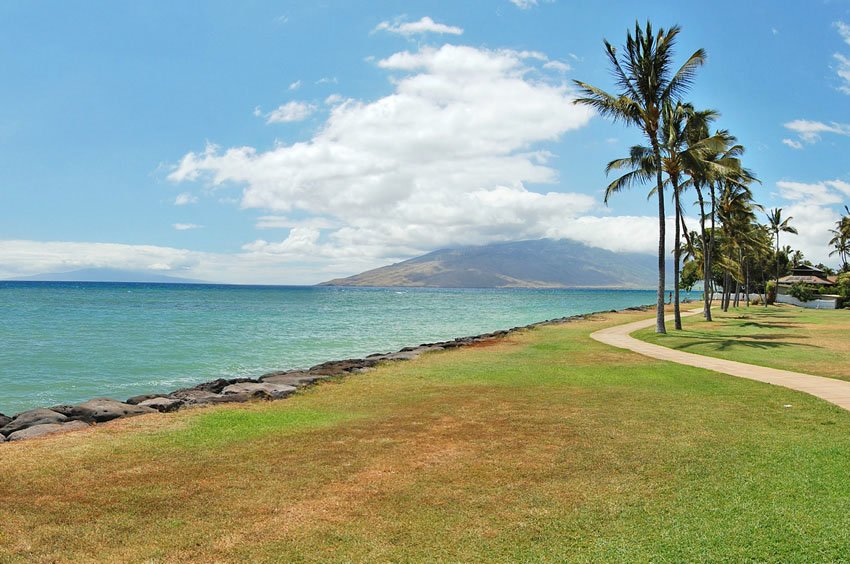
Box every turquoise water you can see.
[0,283,664,415]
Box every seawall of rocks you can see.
[0,305,651,444]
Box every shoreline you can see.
[0,304,653,443]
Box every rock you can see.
[186,378,255,394]
[0,413,11,428]
[138,397,184,413]
[125,394,161,405]
[221,382,297,399]
[0,434,5,443]
[72,398,155,423]
[7,420,89,442]
[169,389,220,403]
[260,372,328,387]
[308,358,377,375]
[382,351,421,361]
[1,408,68,436]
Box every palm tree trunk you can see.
[774,234,780,304]
[695,184,712,321]
[709,185,717,311]
[652,142,667,334]
[673,179,682,330]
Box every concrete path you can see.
[590,309,850,412]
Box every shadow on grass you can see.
[737,321,802,330]
[666,334,820,352]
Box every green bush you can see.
[789,282,816,302]
[836,272,850,298]
[766,280,776,304]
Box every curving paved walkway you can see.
[590,309,850,412]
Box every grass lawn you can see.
[3,308,850,561]
[635,305,850,381]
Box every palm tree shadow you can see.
[737,321,801,329]
[670,334,819,352]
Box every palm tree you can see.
[681,125,745,321]
[574,21,706,334]
[606,102,722,329]
[829,205,850,271]
[767,208,798,298]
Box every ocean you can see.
[0,282,670,415]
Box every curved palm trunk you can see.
[672,178,682,330]
[652,142,667,334]
[774,234,780,304]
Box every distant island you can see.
[320,239,669,289]
[7,268,205,284]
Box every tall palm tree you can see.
[829,205,850,271]
[767,208,798,298]
[606,102,723,329]
[574,21,706,334]
[680,124,744,321]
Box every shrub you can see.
[789,282,816,302]
[766,280,776,305]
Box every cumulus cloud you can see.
[783,119,850,145]
[510,0,538,9]
[173,223,202,231]
[289,80,302,91]
[170,43,597,265]
[374,16,463,36]
[261,101,317,123]
[781,138,803,150]
[174,192,198,205]
[775,179,848,264]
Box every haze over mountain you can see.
[320,239,669,289]
[8,268,205,284]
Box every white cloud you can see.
[316,77,338,85]
[173,223,202,231]
[174,192,198,205]
[783,119,850,144]
[374,16,463,36]
[777,180,844,205]
[170,43,596,265]
[781,138,803,150]
[289,80,302,91]
[775,179,849,264]
[834,53,850,94]
[510,0,538,9]
[835,21,850,45]
[543,60,571,73]
[263,101,317,123]
[0,239,384,285]
[255,216,338,230]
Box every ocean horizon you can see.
[0,282,692,415]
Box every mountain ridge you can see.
[7,268,206,284]
[320,239,669,289]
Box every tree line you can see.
[573,21,850,333]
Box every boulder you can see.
[7,420,89,442]
[169,389,220,403]
[185,378,255,394]
[0,413,11,428]
[1,408,67,436]
[308,358,377,375]
[260,372,328,387]
[125,394,161,405]
[0,434,5,443]
[138,397,184,413]
[71,399,155,423]
[221,382,297,399]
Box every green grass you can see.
[2,308,850,561]
[635,305,850,381]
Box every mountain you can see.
[9,268,206,284]
[320,239,669,289]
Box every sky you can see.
[1,0,849,284]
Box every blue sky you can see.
[1,0,849,283]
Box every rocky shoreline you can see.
[0,305,651,444]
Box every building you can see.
[777,265,839,309]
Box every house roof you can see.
[778,274,834,285]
